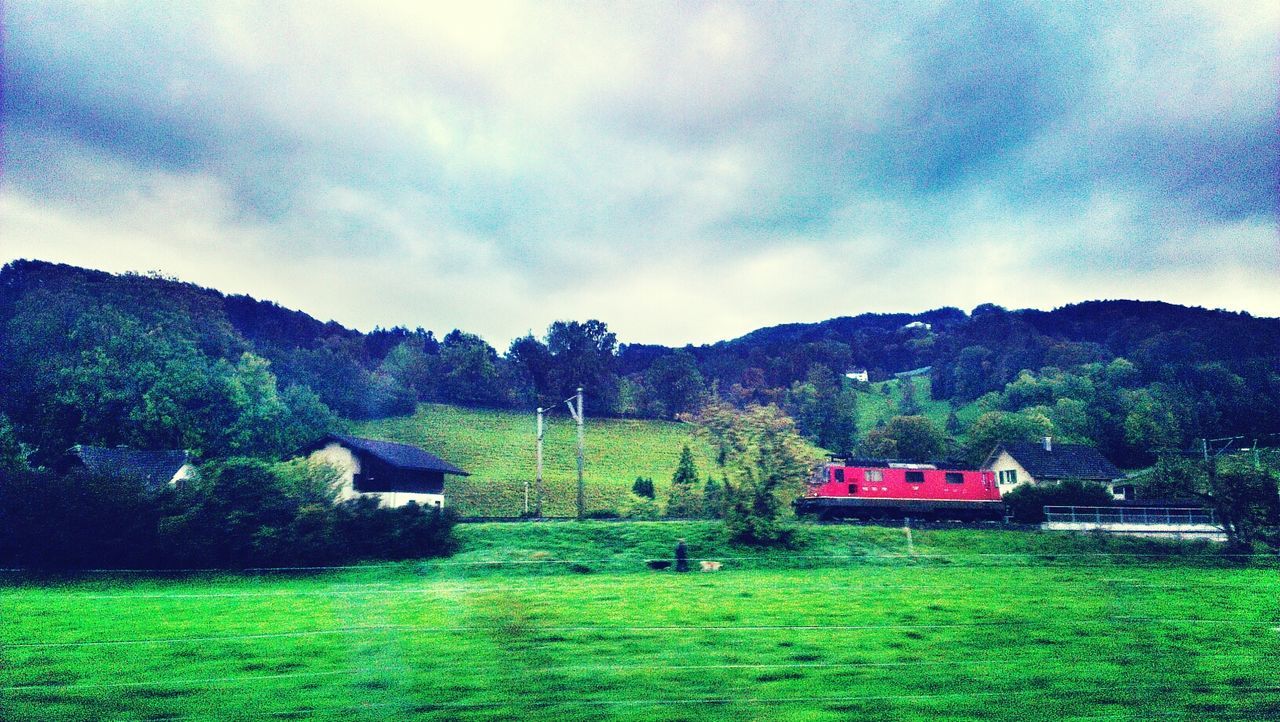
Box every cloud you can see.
[2,0,1277,346]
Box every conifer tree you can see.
[665,445,703,518]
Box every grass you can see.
[856,377,984,439]
[3,523,1278,721]
[352,404,718,517]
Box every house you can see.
[982,437,1124,496]
[300,433,469,508]
[901,321,932,331]
[844,367,869,383]
[62,445,195,489]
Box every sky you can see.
[2,1,1278,347]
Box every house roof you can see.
[986,442,1123,481]
[312,434,470,476]
[70,445,189,489]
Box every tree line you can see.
[3,260,1278,474]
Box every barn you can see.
[62,445,195,489]
[301,433,469,508]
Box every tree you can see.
[546,320,620,413]
[695,401,818,545]
[865,416,945,461]
[703,475,724,519]
[898,376,922,415]
[437,331,507,406]
[1145,453,1280,552]
[631,476,655,499]
[0,414,27,475]
[785,365,857,454]
[665,445,703,518]
[642,351,705,418]
[945,409,962,436]
[962,410,1056,466]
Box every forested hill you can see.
[2,259,1278,469]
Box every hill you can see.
[3,258,1278,470]
[353,404,719,517]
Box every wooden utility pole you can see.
[535,407,544,517]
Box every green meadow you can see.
[3,523,1278,721]
[353,404,718,516]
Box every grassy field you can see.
[352,404,719,517]
[3,523,1278,721]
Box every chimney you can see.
[1043,436,1052,452]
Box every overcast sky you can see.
[3,1,1277,347]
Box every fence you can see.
[1044,506,1218,527]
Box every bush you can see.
[335,498,458,561]
[1002,480,1115,523]
[619,493,660,520]
[0,457,458,569]
[0,468,171,569]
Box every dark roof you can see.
[70,446,189,489]
[987,442,1123,481]
[311,434,469,476]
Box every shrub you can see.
[0,468,170,569]
[1002,480,1115,523]
[619,493,660,520]
[1,456,458,569]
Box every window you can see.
[847,484,857,495]
[905,471,925,484]
[865,469,883,482]
[999,470,1018,485]
[945,472,964,484]
[833,468,845,483]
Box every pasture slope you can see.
[3,523,1279,721]
[352,404,719,516]
[856,376,983,437]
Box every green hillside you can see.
[855,376,982,439]
[353,404,717,516]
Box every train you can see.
[793,459,1005,521]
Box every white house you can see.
[982,437,1125,497]
[844,367,869,383]
[301,433,469,508]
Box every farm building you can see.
[301,433,469,508]
[983,437,1124,497]
[62,445,195,489]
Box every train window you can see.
[905,471,925,484]
[847,484,857,494]
[865,469,883,482]
[945,472,964,484]
[833,468,845,483]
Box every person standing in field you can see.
[675,538,689,572]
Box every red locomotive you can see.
[794,459,1004,521]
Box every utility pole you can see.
[567,387,585,519]
[535,407,544,518]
